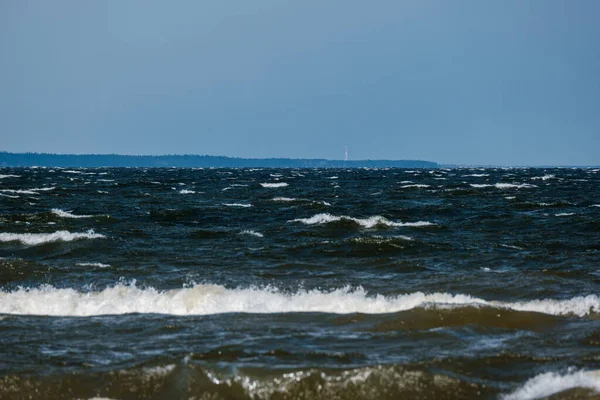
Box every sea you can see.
[0,167,599,400]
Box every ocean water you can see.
[0,167,599,400]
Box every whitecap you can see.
[76,262,110,268]
[555,213,574,217]
[470,183,537,189]
[0,230,105,246]
[463,174,489,177]
[401,184,430,188]
[179,189,195,194]
[0,284,597,317]
[240,230,264,237]
[0,174,20,179]
[531,174,555,181]
[0,187,55,195]
[224,203,252,208]
[289,213,433,228]
[261,182,288,188]
[271,197,297,202]
[502,368,600,400]
[52,209,92,219]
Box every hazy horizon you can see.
[1,1,599,166]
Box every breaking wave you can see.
[502,368,600,400]
[261,182,288,188]
[52,209,92,219]
[0,230,105,246]
[240,230,264,237]
[224,203,252,208]
[470,183,537,189]
[289,213,433,228]
[0,284,597,317]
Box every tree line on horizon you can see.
[0,152,439,168]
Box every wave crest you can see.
[0,230,105,246]
[289,213,433,228]
[0,284,597,317]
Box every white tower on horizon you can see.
[344,145,349,161]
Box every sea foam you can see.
[0,284,596,317]
[290,213,433,228]
[0,230,105,246]
[470,183,537,189]
[224,203,252,208]
[502,368,600,400]
[261,182,288,188]
[52,209,92,219]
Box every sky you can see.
[1,1,599,166]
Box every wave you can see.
[271,197,297,202]
[470,183,537,189]
[224,203,252,208]
[0,229,105,246]
[289,213,433,228]
[401,184,430,188]
[76,262,110,268]
[530,174,555,181]
[0,284,597,317]
[0,174,20,179]
[240,230,264,237]
[261,182,288,188]
[555,212,575,217]
[178,189,195,194]
[0,363,483,399]
[502,368,600,400]
[463,173,489,177]
[0,187,56,195]
[51,209,92,219]
[271,197,330,206]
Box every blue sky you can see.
[1,1,599,165]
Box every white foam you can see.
[463,174,489,177]
[224,203,252,208]
[272,197,297,202]
[591,204,600,208]
[240,230,264,237]
[0,187,55,195]
[470,183,537,189]
[289,213,434,228]
[401,184,430,188]
[555,213,574,217]
[0,230,105,246]
[76,262,110,268]
[531,174,555,181]
[261,182,288,188]
[52,209,92,219]
[0,174,20,179]
[179,189,195,194]
[502,368,600,400]
[0,284,597,317]
[0,193,19,198]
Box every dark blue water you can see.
[0,167,599,399]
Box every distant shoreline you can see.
[0,152,439,168]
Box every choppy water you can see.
[0,167,599,400]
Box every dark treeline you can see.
[0,152,439,168]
